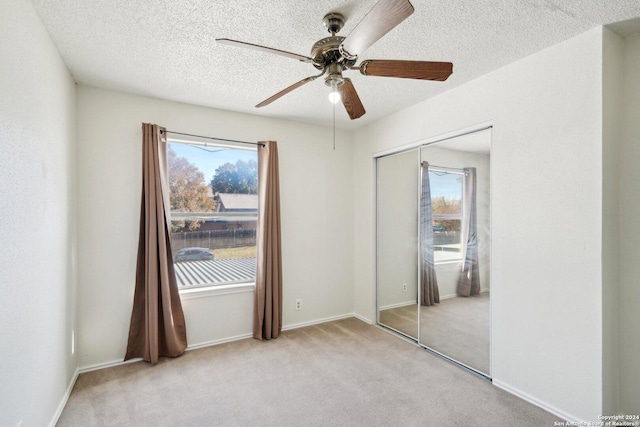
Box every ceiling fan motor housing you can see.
[311,36,354,70]
[325,63,344,87]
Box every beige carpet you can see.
[380,293,490,375]
[58,317,558,426]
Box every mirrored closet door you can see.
[377,129,491,377]
[377,148,420,340]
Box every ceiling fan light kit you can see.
[327,78,342,104]
[328,91,342,104]
[217,0,453,120]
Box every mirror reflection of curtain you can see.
[457,167,480,296]
[420,162,439,306]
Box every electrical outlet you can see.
[402,283,407,293]
[295,299,302,310]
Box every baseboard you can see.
[189,314,360,348]
[77,314,358,374]
[78,356,142,374]
[352,313,374,325]
[380,293,487,307]
[492,379,582,423]
[282,312,355,331]
[49,368,79,427]
[182,314,360,350]
[186,332,253,351]
[77,332,252,372]
[379,300,416,310]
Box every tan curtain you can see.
[420,162,440,306]
[457,167,480,297]
[125,123,187,364]
[253,141,283,340]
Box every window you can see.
[429,168,463,263]
[167,139,258,289]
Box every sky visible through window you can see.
[429,171,462,199]
[169,142,257,184]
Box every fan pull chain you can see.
[333,102,336,150]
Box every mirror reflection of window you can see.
[429,169,463,263]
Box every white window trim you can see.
[179,282,255,300]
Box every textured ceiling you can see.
[31,0,640,130]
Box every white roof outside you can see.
[218,193,258,211]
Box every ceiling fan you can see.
[217,0,453,120]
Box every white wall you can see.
[0,0,77,426]
[353,28,605,421]
[617,31,640,414]
[602,27,623,416]
[75,86,354,368]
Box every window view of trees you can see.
[210,159,258,195]
[168,147,215,232]
[431,196,462,234]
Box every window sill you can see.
[435,260,463,266]
[179,282,255,300]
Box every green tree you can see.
[432,196,461,215]
[210,159,258,195]
[432,196,462,234]
[168,147,216,232]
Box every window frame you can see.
[167,136,258,292]
[428,166,465,265]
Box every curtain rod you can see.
[160,130,265,147]
[424,163,468,174]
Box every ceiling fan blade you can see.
[340,0,414,59]
[360,59,453,81]
[339,78,366,120]
[217,38,313,63]
[256,75,319,108]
